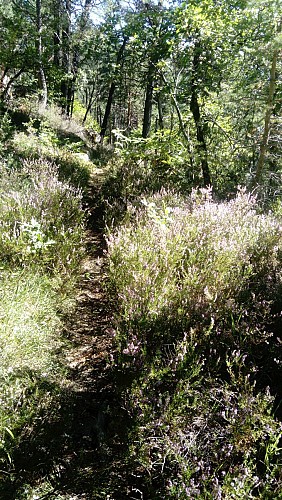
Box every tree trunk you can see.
[83,83,96,123]
[100,82,116,140]
[2,68,25,99]
[142,62,154,138]
[0,67,9,97]
[190,90,211,186]
[79,0,93,30]
[67,48,80,117]
[127,88,132,129]
[99,36,128,142]
[36,0,48,110]
[60,0,71,113]
[190,40,211,187]
[157,90,164,131]
[159,68,194,169]
[254,48,279,185]
[53,0,61,68]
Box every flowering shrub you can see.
[129,377,282,498]
[0,159,85,273]
[107,188,282,497]
[12,123,91,189]
[107,188,281,351]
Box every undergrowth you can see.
[0,270,64,471]
[100,130,199,226]
[0,159,85,274]
[106,188,282,498]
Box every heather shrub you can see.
[9,101,85,147]
[12,123,91,189]
[129,372,282,498]
[107,188,282,497]
[107,188,282,354]
[40,103,86,138]
[0,159,85,274]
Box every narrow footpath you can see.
[47,175,133,499]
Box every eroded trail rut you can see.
[50,179,131,499]
[9,176,132,499]
[57,229,129,499]
[66,229,111,393]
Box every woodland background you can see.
[0,0,282,498]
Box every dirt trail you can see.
[50,174,132,499]
[66,228,111,393]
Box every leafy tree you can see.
[0,1,36,99]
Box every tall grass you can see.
[0,268,69,472]
[0,271,61,375]
[106,188,282,497]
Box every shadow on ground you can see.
[0,372,133,499]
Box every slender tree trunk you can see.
[2,68,24,99]
[100,36,128,142]
[83,83,96,123]
[142,62,154,138]
[96,104,102,126]
[60,0,71,113]
[127,87,132,129]
[0,67,9,96]
[100,82,116,140]
[254,48,279,185]
[1,67,25,99]
[80,0,93,30]
[159,68,194,170]
[157,90,164,131]
[62,0,93,116]
[36,0,47,109]
[190,40,211,187]
[53,0,61,68]
[67,48,80,117]
[190,91,211,186]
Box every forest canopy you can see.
[0,0,281,194]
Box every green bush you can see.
[101,130,200,225]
